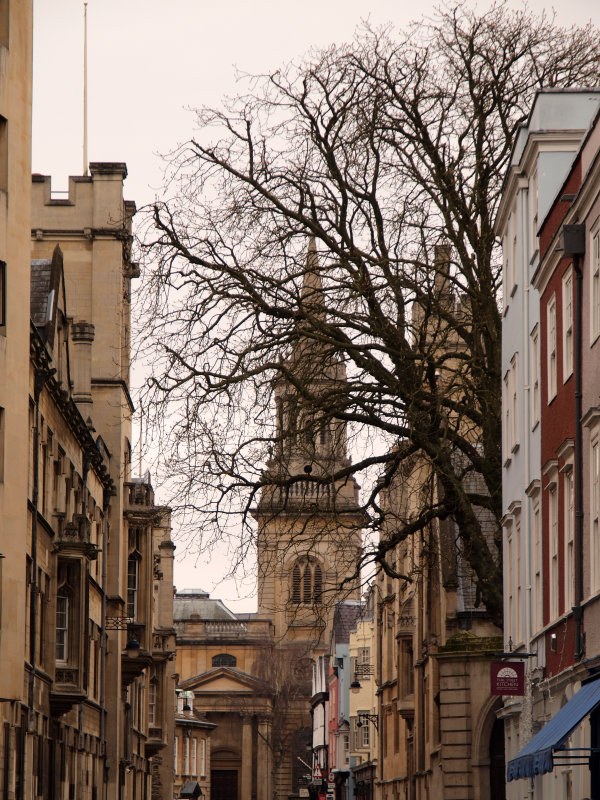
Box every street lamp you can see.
[180,781,203,799]
[125,638,140,659]
[356,713,379,731]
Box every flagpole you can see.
[83,2,88,175]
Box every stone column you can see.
[256,716,272,800]
[70,321,95,406]
[240,715,253,800]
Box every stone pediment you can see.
[179,666,264,694]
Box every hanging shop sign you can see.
[491,661,525,696]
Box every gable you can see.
[198,674,255,693]
[179,666,264,694]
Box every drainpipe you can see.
[377,598,383,794]
[100,484,111,796]
[28,366,53,731]
[559,224,586,661]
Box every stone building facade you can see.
[373,247,504,800]
[375,457,503,800]
[25,165,177,800]
[496,89,600,800]
[0,94,176,798]
[0,4,35,792]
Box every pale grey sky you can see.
[32,0,599,610]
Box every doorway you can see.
[489,717,506,800]
[211,769,239,800]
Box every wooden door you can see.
[211,769,239,800]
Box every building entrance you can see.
[211,769,239,800]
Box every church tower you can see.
[254,239,363,649]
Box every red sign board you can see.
[491,661,525,696]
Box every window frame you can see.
[510,354,519,452]
[148,681,157,726]
[358,712,370,748]
[591,438,600,596]
[549,483,559,620]
[547,294,557,402]
[200,738,206,777]
[562,267,574,381]
[127,554,139,620]
[591,227,600,343]
[290,558,323,606]
[55,592,69,663]
[184,735,190,775]
[530,325,540,428]
[531,493,542,634]
[564,467,575,611]
[529,170,539,260]
[504,369,511,460]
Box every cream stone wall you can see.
[0,0,33,707]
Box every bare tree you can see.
[138,2,600,627]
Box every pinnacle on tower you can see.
[299,235,325,323]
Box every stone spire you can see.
[299,235,325,323]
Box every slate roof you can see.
[332,601,362,644]
[173,590,239,622]
[30,258,53,330]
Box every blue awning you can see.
[507,677,600,781]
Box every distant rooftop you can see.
[30,259,54,330]
[332,601,362,644]
[174,589,239,622]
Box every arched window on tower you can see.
[290,559,324,606]
[313,564,323,603]
[292,564,302,603]
[302,563,312,604]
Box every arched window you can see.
[302,564,312,604]
[290,559,324,605]
[212,653,237,668]
[313,564,323,603]
[292,564,302,603]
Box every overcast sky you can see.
[32,0,599,610]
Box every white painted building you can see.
[496,88,600,800]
